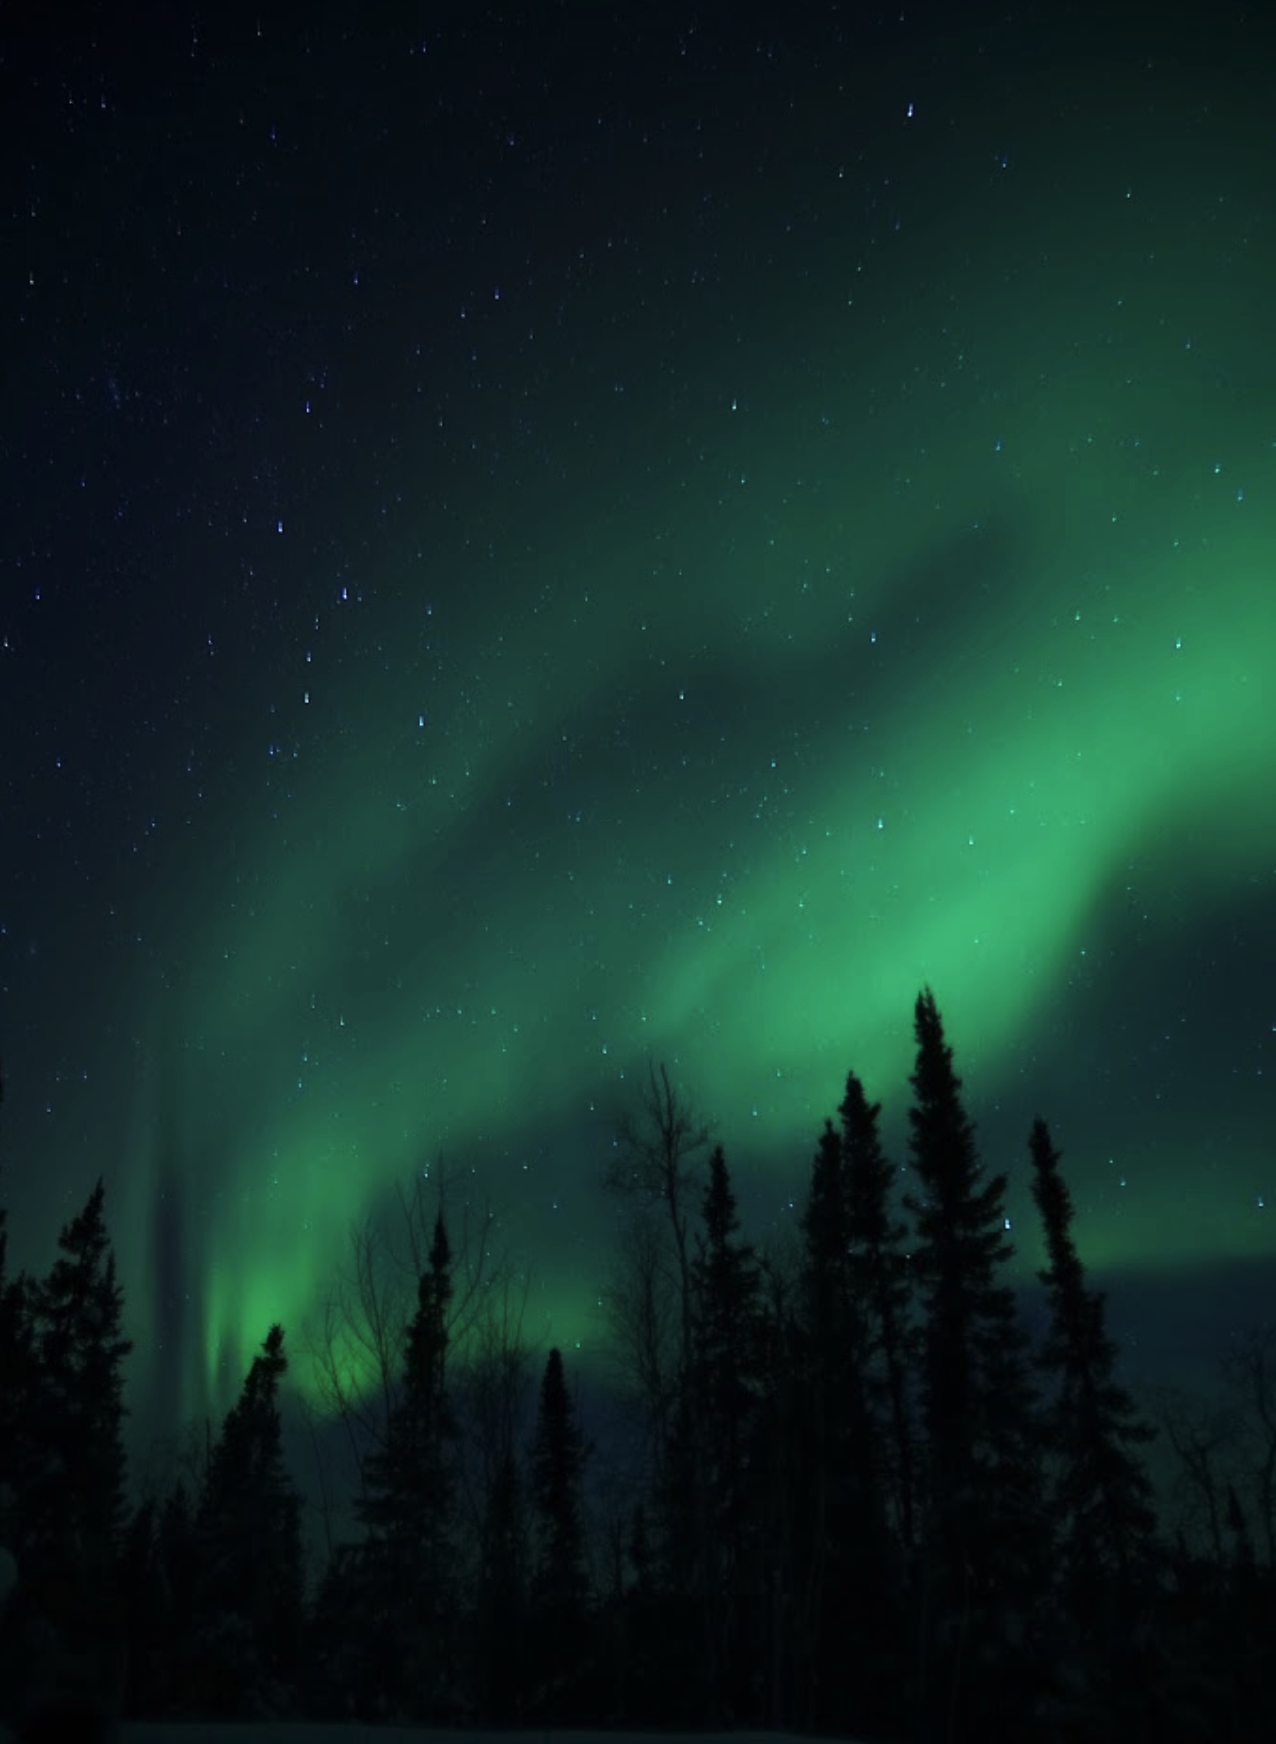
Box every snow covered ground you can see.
[2,1730,861,1744]
[118,1731,849,1744]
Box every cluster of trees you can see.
[1,991,1274,1740]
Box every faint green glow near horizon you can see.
[103,116,1276,1417]
[153,469,1273,1410]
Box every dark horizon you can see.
[5,990,1273,1737]
[7,1034,1272,1541]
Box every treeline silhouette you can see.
[0,990,1273,1740]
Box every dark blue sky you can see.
[2,1,1273,1460]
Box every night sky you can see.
[2,2,1273,1454]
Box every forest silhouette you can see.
[0,991,1273,1741]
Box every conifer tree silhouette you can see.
[528,1345,589,1718]
[793,1116,896,1734]
[1030,1116,1157,1592]
[903,989,1045,1740]
[691,1143,764,1714]
[194,1323,304,1714]
[356,1209,457,1717]
[839,1070,917,1548]
[1029,1116,1161,1735]
[27,1179,132,1609]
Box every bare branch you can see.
[597,1202,679,1484]
[603,1060,714,1385]
[1155,1384,1240,1564]
[453,1267,535,1542]
[1220,1324,1276,1568]
[301,1156,511,1509]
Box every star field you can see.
[1,1,1274,1441]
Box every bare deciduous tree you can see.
[601,1060,723,1717]
[1220,1324,1276,1568]
[1156,1327,1276,1572]
[301,1157,502,1506]
[1156,1385,1243,1565]
[454,1265,535,1543]
[603,1060,714,1388]
[597,1202,679,1487]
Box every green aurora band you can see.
[34,73,1274,1425]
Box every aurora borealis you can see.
[2,2,1274,1449]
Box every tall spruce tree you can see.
[794,1117,859,1719]
[194,1323,304,1714]
[903,990,1046,1740]
[794,1117,897,1736]
[26,1178,132,1614]
[356,1208,457,1717]
[1029,1117,1163,1739]
[691,1144,765,1716]
[1029,1117,1158,1594]
[528,1345,589,1718]
[839,1071,916,1548]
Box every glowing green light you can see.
[102,98,1275,1422]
